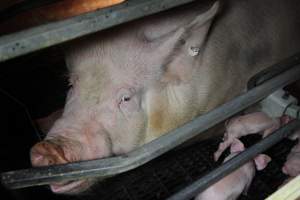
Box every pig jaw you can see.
[50,178,95,194]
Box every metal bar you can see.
[0,0,197,62]
[247,52,300,89]
[1,57,300,189]
[167,120,300,200]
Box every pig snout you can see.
[29,107,116,194]
[30,136,99,194]
[30,139,83,194]
[30,140,68,167]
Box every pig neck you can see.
[143,45,247,142]
[143,56,210,142]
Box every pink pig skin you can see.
[196,139,271,200]
[29,0,300,194]
[282,129,300,177]
[214,112,280,161]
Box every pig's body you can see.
[30,0,300,194]
[196,139,271,200]
[214,112,281,161]
[196,153,256,200]
[283,129,300,176]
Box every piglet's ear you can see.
[230,138,245,153]
[254,154,271,171]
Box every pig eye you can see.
[117,88,139,114]
[118,90,140,115]
[121,95,131,103]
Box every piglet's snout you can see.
[30,141,68,167]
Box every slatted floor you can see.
[74,135,296,200]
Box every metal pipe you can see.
[0,0,197,62]
[1,56,300,189]
[167,120,300,200]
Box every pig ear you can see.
[183,1,220,48]
[157,2,219,51]
[230,138,245,153]
[254,154,271,171]
[153,1,220,83]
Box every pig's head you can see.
[30,1,220,194]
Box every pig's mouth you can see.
[50,180,90,194]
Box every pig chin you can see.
[50,179,93,194]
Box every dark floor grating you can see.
[81,135,297,200]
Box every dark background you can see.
[0,47,73,200]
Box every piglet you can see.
[282,128,300,176]
[196,139,271,200]
[214,112,280,161]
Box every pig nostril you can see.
[31,152,48,167]
[31,153,43,163]
[47,158,54,165]
[31,149,53,167]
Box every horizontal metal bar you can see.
[167,120,300,200]
[248,51,300,89]
[1,56,300,190]
[0,0,197,62]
